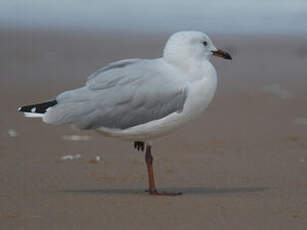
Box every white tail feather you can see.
[24,112,44,118]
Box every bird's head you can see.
[163,31,232,65]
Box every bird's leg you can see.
[145,144,182,196]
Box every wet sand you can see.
[1,29,307,229]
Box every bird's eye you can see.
[203,41,208,46]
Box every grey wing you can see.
[44,60,188,130]
[87,58,142,81]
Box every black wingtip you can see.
[134,141,145,151]
[17,100,57,113]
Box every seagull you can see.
[18,31,231,196]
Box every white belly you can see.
[97,72,217,141]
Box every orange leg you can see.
[145,144,182,196]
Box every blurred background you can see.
[1,0,307,34]
[1,1,307,230]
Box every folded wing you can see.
[43,59,188,130]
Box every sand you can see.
[1,28,307,229]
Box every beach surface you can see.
[1,29,307,229]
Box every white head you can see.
[163,31,231,65]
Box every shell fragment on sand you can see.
[62,135,91,141]
[7,129,18,137]
[60,154,81,160]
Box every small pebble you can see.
[89,157,98,164]
[96,156,101,161]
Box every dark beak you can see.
[212,49,232,60]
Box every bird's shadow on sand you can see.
[60,186,270,195]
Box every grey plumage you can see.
[87,58,142,81]
[43,59,188,130]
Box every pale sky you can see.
[1,0,307,34]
